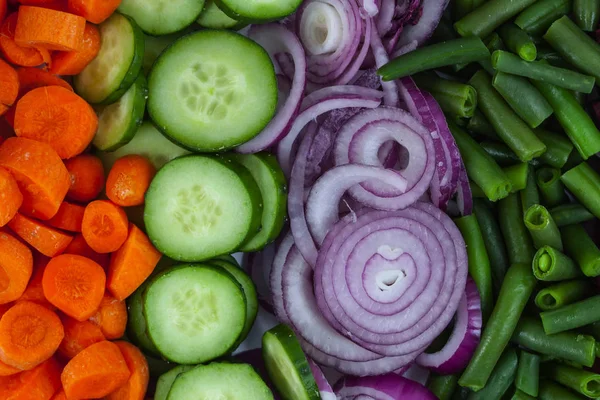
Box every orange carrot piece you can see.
[0,230,33,304]
[42,254,105,321]
[106,341,149,400]
[64,154,105,203]
[88,293,127,339]
[47,202,84,232]
[58,315,104,359]
[106,155,156,207]
[51,389,67,400]
[63,233,109,269]
[50,22,99,75]
[0,58,18,113]
[0,301,64,370]
[0,137,71,220]
[0,357,62,399]
[0,13,51,67]
[14,6,86,51]
[67,0,121,24]
[17,67,73,95]
[18,254,56,310]
[81,200,129,254]
[8,213,73,257]
[0,167,22,227]
[0,303,20,376]
[61,340,130,400]
[14,86,98,160]
[108,224,161,301]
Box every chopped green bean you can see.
[454,0,487,19]
[524,204,563,250]
[414,73,478,118]
[574,0,600,31]
[478,33,505,74]
[539,380,589,400]
[521,167,541,213]
[504,163,529,193]
[550,203,595,227]
[498,24,537,61]
[428,374,459,400]
[480,142,521,167]
[541,295,600,334]
[470,181,487,198]
[515,0,572,35]
[454,0,538,38]
[533,245,582,281]
[533,128,573,168]
[467,110,497,139]
[561,162,600,219]
[499,193,535,265]
[467,348,518,399]
[536,167,568,207]
[546,363,600,397]
[515,350,540,396]
[561,224,600,277]
[535,279,594,310]
[511,390,537,399]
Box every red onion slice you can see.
[376,0,396,35]
[308,360,336,400]
[300,2,345,56]
[270,233,295,323]
[396,0,450,47]
[391,40,418,58]
[247,245,276,313]
[369,24,399,107]
[335,373,438,400]
[362,0,380,17]
[456,163,473,216]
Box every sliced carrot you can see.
[0,167,22,227]
[0,58,18,114]
[8,213,73,257]
[0,357,62,399]
[106,341,149,400]
[64,154,105,203]
[14,6,86,51]
[0,13,51,67]
[108,224,161,301]
[0,137,71,220]
[0,303,20,376]
[0,230,33,304]
[14,86,98,159]
[88,293,127,339]
[61,340,130,400]
[81,200,129,254]
[17,67,73,95]
[18,254,55,310]
[67,0,121,24]
[0,301,64,370]
[51,389,67,400]
[63,233,109,269]
[50,22,99,75]
[58,315,104,359]
[47,202,85,232]
[106,155,156,207]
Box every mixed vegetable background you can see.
[0,0,600,398]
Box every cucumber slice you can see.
[262,324,320,400]
[93,74,148,151]
[144,264,247,364]
[197,0,244,29]
[214,254,239,266]
[126,282,160,357]
[233,153,287,252]
[143,30,192,75]
[119,0,204,36]
[144,155,262,262]
[168,363,274,400]
[155,365,195,400]
[147,30,277,152]
[75,13,144,105]
[215,0,303,22]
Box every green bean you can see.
[470,181,487,198]
[499,193,535,265]
[533,128,573,169]
[504,163,529,193]
[378,37,490,81]
[511,390,536,399]
[521,167,541,214]
[469,71,546,162]
[536,168,568,207]
[536,45,568,65]
[448,121,512,201]
[524,204,563,250]
[455,215,494,322]
[511,317,596,367]
[561,224,600,277]
[515,350,540,396]
[414,73,478,118]
[480,142,521,167]
[532,246,583,281]
[454,0,488,20]
[585,321,600,341]
[535,280,594,310]
[561,162,600,219]
[459,263,536,391]
[498,24,537,61]
[478,33,505,74]
[427,374,458,400]
[546,363,600,397]
[539,380,588,400]
[515,0,572,35]
[454,0,538,38]
[467,348,518,399]
[574,0,600,31]
[550,203,595,227]
[467,110,497,139]
[541,294,600,335]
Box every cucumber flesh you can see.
[155,365,195,400]
[215,0,303,22]
[119,0,205,36]
[126,282,160,356]
[197,0,243,29]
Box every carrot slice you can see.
[0,137,71,220]
[0,167,22,227]
[42,254,105,321]
[0,357,62,399]
[18,254,55,310]
[0,13,51,67]
[106,341,149,400]
[67,0,121,24]
[14,6,86,51]
[0,301,64,370]
[0,303,19,376]
[0,230,33,304]
[64,154,105,203]
[47,202,85,232]
[82,200,129,254]
[58,315,104,359]
[17,67,73,95]
[63,233,109,269]
[108,224,161,301]
[14,86,98,160]
[0,58,18,114]
[19,0,68,11]
[8,213,73,257]
[61,340,131,400]
[106,155,156,207]
[89,293,127,339]
[50,22,100,75]
[51,389,67,400]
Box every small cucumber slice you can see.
[144,264,247,364]
[148,30,277,152]
[168,363,274,400]
[262,324,321,400]
[144,155,262,262]
[155,365,195,400]
[197,0,244,29]
[215,0,303,22]
[126,282,160,357]
[93,73,148,151]
[214,254,239,266]
[119,0,204,36]
[75,13,144,105]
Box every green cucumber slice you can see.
[147,30,277,152]
[262,324,321,400]
[144,264,247,364]
[197,0,244,29]
[215,0,303,22]
[155,365,195,400]
[214,254,239,266]
[126,282,160,357]
[118,0,204,36]
[144,155,262,262]
[75,13,144,105]
[142,29,195,75]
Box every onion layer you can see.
[335,373,438,399]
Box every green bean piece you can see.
[511,389,537,399]
[561,162,600,219]
[480,142,521,167]
[478,33,505,74]
[550,203,594,227]
[534,279,594,310]
[470,181,486,198]
[515,0,572,35]
[533,128,573,169]
[561,224,600,277]
[454,0,487,20]
[536,45,568,65]
[536,168,568,207]
[469,71,546,162]
[459,263,536,391]
[498,24,537,61]
[504,163,529,193]
[515,350,540,396]
[521,167,540,214]
[524,204,563,250]
[467,110,497,139]
[539,380,588,400]
[414,73,478,118]
[454,0,538,38]
[428,374,459,400]
[541,295,600,334]
[467,348,518,399]
[499,194,535,265]
[532,246,583,281]
[448,121,512,201]
[377,37,490,81]
[546,363,600,397]
[574,0,600,30]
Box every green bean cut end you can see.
[583,376,600,397]
[536,168,560,187]
[524,205,550,230]
[533,247,555,277]
[519,43,537,61]
[535,291,558,309]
